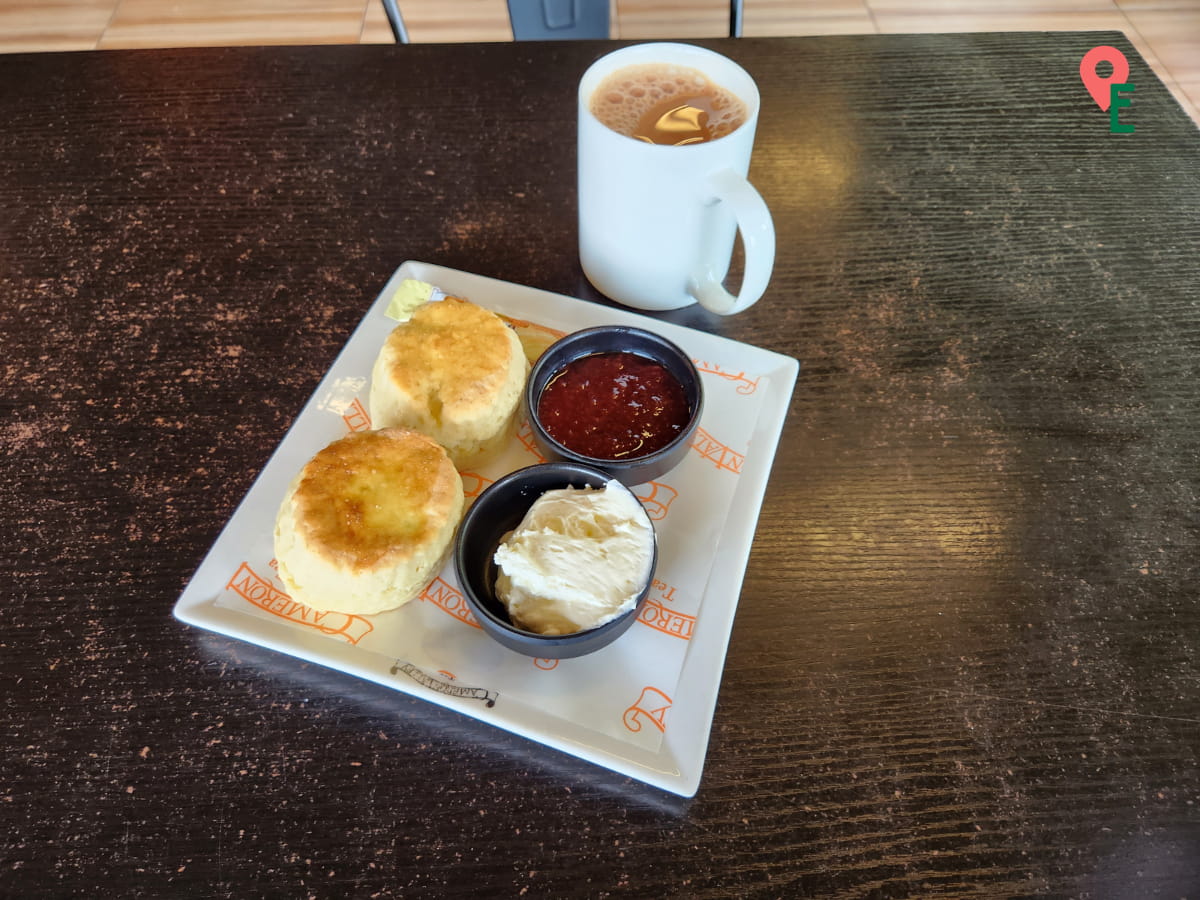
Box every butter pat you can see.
[385,278,438,322]
[494,482,655,636]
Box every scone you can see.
[369,298,527,470]
[273,428,464,615]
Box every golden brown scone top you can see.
[378,298,520,418]
[291,428,461,572]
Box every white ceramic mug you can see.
[577,43,775,316]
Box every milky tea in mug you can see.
[589,63,747,146]
[577,43,774,315]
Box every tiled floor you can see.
[1,0,1197,124]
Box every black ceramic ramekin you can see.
[525,326,703,486]
[453,462,657,659]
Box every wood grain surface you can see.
[2,34,1199,897]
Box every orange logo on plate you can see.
[691,427,743,474]
[638,598,694,641]
[623,686,673,733]
[341,397,371,433]
[420,577,481,629]
[226,562,374,645]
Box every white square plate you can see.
[174,261,798,796]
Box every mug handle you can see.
[688,168,775,316]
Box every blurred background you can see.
[1,0,1195,124]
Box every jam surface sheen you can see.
[537,352,691,460]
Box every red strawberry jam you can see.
[537,352,691,460]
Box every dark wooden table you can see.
[3,32,1199,897]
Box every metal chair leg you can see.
[382,0,410,44]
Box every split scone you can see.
[369,298,527,470]
[273,428,464,615]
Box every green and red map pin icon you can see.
[1080,45,1130,111]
